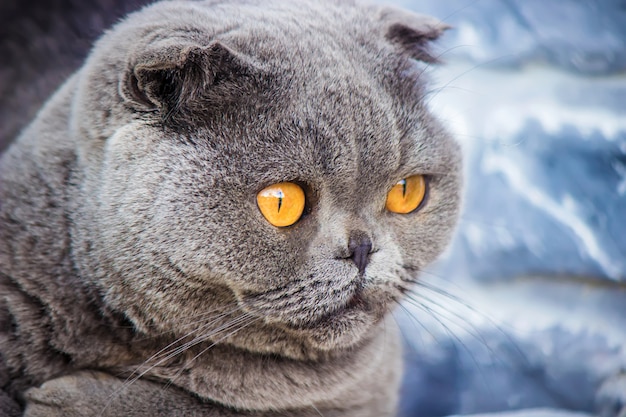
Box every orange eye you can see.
[257,182,305,227]
[385,175,426,214]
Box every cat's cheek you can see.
[103,122,154,155]
[383,188,461,269]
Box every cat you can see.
[0,0,461,415]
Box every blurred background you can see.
[1,0,625,416]
[383,1,626,417]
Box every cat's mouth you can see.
[240,281,372,324]
[286,288,389,350]
[290,288,368,330]
[235,274,393,350]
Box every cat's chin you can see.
[235,283,394,351]
[279,294,387,351]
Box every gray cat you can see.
[0,0,461,415]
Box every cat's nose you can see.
[347,231,373,274]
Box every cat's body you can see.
[0,1,461,415]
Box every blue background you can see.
[382,1,626,416]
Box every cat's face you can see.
[69,0,461,354]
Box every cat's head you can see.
[68,0,461,355]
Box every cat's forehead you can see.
[183,3,442,175]
[194,68,444,188]
[196,88,447,196]
[120,0,455,184]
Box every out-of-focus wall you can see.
[384,1,626,416]
[0,0,152,152]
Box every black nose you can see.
[348,231,373,274]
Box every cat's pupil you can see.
[277,192,283,213]
[400,179,407,198]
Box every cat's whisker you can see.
[163,313,255,366]
[439,0,481,24]
[130,306,241,341]
[398,266,520,347]
[161,313,259,391]
[406,272,529,366]
[128,305,245,379]
[98,310,255,416]
[426,84,481,97]
[392,300,442,350]
[311,402,326,417]
[391,301,440,358]
[401,295,477,353]
[423,54,517,117]
[399,294,498,391]
[412,271,513,329]
[396,256,514,362]
[413,43,477,83]
[141,311,252,375]
[96,322,219,416]
[403,292,499,360]
[407,295,509,400]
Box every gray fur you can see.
[0,0,461,415]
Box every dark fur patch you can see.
[125,42,260,130]
[386,22,447,63]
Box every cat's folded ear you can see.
[378,7,450,63]
[120,39,254,124]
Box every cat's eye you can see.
[385,175,427,214]
[257,182,305,227]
